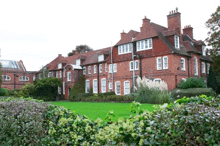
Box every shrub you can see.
[69,75,85,101]
[0,88,8,96]
[34,77,62,101]
[207,66,218,91]
[171,88,215,99]
[136,86,172,104]
[0,98,50,145]
[178,77,206,89]
[19,83,35,97]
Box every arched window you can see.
[19,76,29,81]
[194,57,198,75]
[2,75,11,81]
[182,78,186,82]
[153,78,161,83]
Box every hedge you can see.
[171,88,215,99]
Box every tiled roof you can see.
[193,40,206,46]
[162,29,179,36]
[199,55,213,62]
[134,23,158,41]
[115,30,139,46]
[182,41,201,54]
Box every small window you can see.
[58,63,62,69]
[202,46,206,56]
[105,63,107,72]
[93,79,97,93]
[109,83,113,90]
[124,81,130,95]
[182,78,186,82]
[137,38,152,51]
[202,62,205,73]
[67,72,71,81]
[94,65,97,74]
[58,86,61,94]
[135,61,139,70]
[99,64,102,73]
[60,71,62,78]
[115,81,121,95]
[83,67,86,75]
[130,61,134,71]
[76,59,81,65]
[113,64,117,72]
[56,71,58,78]
[118,46,121,54]
[207,64,210,74]
[175,35,179,49]
[101,78,106,93]
[109,64,112,73]
[98,54,104,62]
[2,75,11,81]
[63,82,65,95]
[181,58,185,70]
[88,66,91,74]
[154,78,161,83]
[19,76,29,81]
[33,76,35,81]
[118,43,133,55]
[163,56,168,69]
[157,57,162,70]
[48,72,52,77]
[194,57,198,75]
[85,80,90,93]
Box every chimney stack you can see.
[121,30,127,39]
[183,25,193,39]
[140,16,151,32]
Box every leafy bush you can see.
[97,91,116,97]
[171,88,215,99]
[0,98,50,145]
[0,88,8,96]
[69,75,85,101]
[178,77,206,89]
[136,86,172,104]
[207,66,218,91]
[34,77,62,101]
[19,83,35,97]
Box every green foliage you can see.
[68,44,93,56]
[171,88,215,99]
[69,75,86,101]
[0,88,8,96]
[18,83,35,97]
[34,77,62,101]
[178,77,206,89]
[0,98,50,145]
[136,86,172,104]
[207,66,218,91]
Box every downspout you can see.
[139,54,142,79]
[97,64,99,94]
[187,58,190,77]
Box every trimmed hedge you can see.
[171,88,215,99]
[0,88,8,96]
[178,77,206,89]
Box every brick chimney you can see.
[121,30,127,39]
[140,16,151,32]
[183,25,193,39]
[58,54,62,57]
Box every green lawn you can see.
[51,102,155,120]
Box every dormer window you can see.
[98,54,104,62]
[118,43,133,55]
[174,35,180,49]
[136,38,152,51]
[76,59,81,65]
[58,63,62,69]
[202,46,206,56]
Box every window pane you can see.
[130,61,134,70]
[129,43,132,52]
[145,40,148,48]
[149,39,152,48]
[135,61,139,70]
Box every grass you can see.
[51,102,155,121]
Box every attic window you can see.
[136,38,152,51]
[202,46,206,56]
[174,35,180,49]
[76,59,81,65]
[98,54,104,62]
[58,63,62,69]
[118,43,133,55]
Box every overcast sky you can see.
[0,0,219,71]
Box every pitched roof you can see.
[182,41,201,54]
[115,30,139,46]
[0,59,26,72]
[199,55,213,62]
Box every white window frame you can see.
[2,75,11,81]
[85,80,90,93]
[101,78,106,93]
[163,56,168,69]
[202,62,205,73]
[98,54,104,62]
[136,38,153,52]
[181,58,185,71]
[129,61,134,71]
[99,64,102,73]
[194,57,198,75]
[93,79,98,93]
[109,64,113,73]
[154,78,161,83]
[182,78,186,82]
[174,35,180,49]
[94,65,97,74]
[124,81,130,95]
[207,63,210,74]
[115,81,121,95]
[58,86,61,94]
[56,71,58,78]
[202,46,206,56]
[83,67,86,75]
[88,66,91,74]
[113,64,117,72]
[105,63,107,72]
[130,61,139,71]
[33,76,35,81]
[48,72,52,77]
[118,43,133,55]
[60,70,62,78]
[63,82,65,95]
[67,72,71,81]
[58,63,62,69]
[157,57,162,70]
[19,76,29,81]
[76,59,81,65]
[109,83,113,90]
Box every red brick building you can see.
[0,59,36,90]
[38,8,212,99]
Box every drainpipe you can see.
[138,54,143,79]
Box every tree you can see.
[68,45,93,57]
[205,6,220,49]
[207,66,218,92]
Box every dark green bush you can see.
[136,86,172,104]
[69,75,86,101]
[19,83,35,97]
[171,88,215,99]
[178,77,206,89]
[98,91,116,97]
[34,77,62,101]
[207,66,218,91]
[0,88,8,96]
